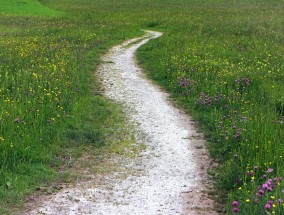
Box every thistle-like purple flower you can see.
[265,204,271,210]
[232,201,238,207]
[233,207,239,213]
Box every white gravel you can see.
[24,31,217,215]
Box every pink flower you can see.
[14,118,19,123]
[232,201,238,207]
[258,189,264,195]
[267,168,273,173]
[233,207,239,213]
[265,204,271,210]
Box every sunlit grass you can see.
[0,0,63,16]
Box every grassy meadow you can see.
[137,1,284,214]
[0,0,283,214]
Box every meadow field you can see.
[0,0,283,214]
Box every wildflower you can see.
[262,183,269,189]
[232,201,238,207]
[246,199,250,203]
[254,166,258,170]
[267,168,273,173]
[233,207,239,213]
[14,118,19,123]
[268,200,273,205]
[235,179,242,185]
[265,204,271,210]
[259,189,264,195]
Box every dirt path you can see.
[24,31,217,215]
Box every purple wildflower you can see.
[233,207,239,213]
[258,189,264,195]
[232,201,238,207]
[265,204,271,210]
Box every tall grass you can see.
[0,1,142,213]
[137,0,284,214]
[1,0,284,214]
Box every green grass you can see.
[0,0,284,214]
[137,0,284,214]
[0,0,141,213]
[0,0,63,16]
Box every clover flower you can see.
[232,201,238,207]
[265,204,271,210]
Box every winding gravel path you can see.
[24,31,217,215]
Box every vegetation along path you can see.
[24,31,217,215]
